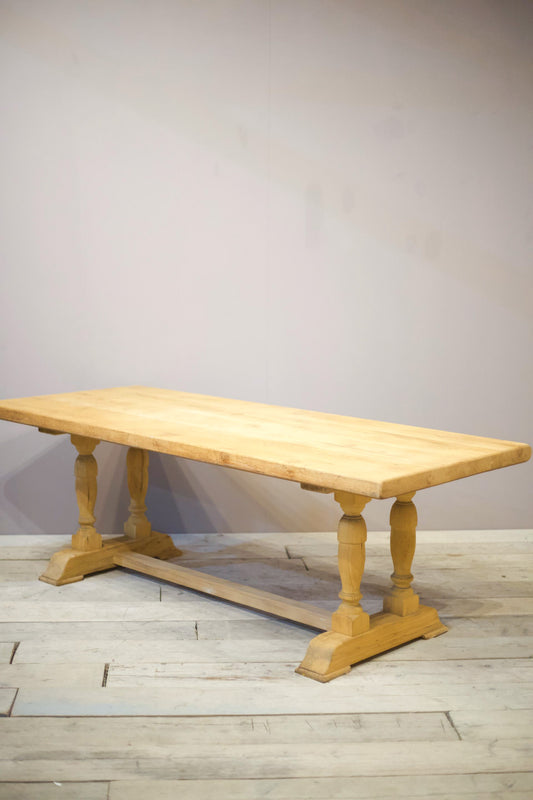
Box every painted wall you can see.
[1,0,532,535]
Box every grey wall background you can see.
[1,0,532,536]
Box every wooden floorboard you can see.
[107,776,533,800]
[0,785,109,800]
[12,679,533,716]
[449,710,533,741]
[1,776,531,800]
[1,740,532,781]
[0,644,14,664]
[0,531,532,797]
[0,688,17,716]
[0,663,105,688]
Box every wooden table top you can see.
[0,386,529,498]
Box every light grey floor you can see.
[0,530,532,799]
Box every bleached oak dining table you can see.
[0,386,530,682]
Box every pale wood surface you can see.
[2,776,531,800]
[1,735,531,780]
[1,531,532,797]
[0,663,105,688]
[0,785,107,800]
[0,386,529,497]
[0,688,17,716]
[115,551,332,630]
[108,776,533,800]
[0,712,459,746]
[450,710,533,742]
[0,644,13,664]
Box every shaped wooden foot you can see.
[297,605,446,682]
[39,531,181,586]
[40,440,181,586]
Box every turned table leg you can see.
[331,492,371,636]
[383,492,420,616]
[124,447,152,540]
[119,446,181,559]
[70,435,102,552]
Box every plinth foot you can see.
[39,532,182,586]
[296,605,447,682]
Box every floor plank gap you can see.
[9,642,20,665]
[6,688,19,718]
[445,710,462,741]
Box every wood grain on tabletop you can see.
[0,386,529,498]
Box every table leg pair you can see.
[39,436,447,680]
[39,435,181,586]
[296,490,447,681]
